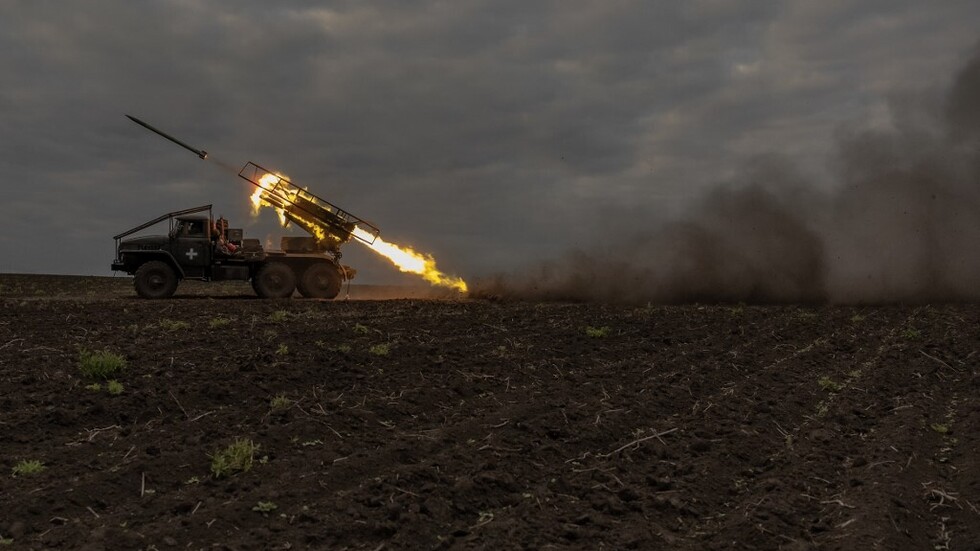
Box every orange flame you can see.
[352,227,468,293]
[251,173,289,219]
[250,172,325,239]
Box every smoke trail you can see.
[474,46,980,304]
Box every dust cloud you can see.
[473,46,980,304]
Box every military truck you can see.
[111,163,380,299]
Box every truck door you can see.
[173,221,211,278]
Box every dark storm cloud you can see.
[0,1,978,292]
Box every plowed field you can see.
[1,274,978,550]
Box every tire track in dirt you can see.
[687,306,980,549]
[673,308,913,548]
[661,311,890,548]
[794,306,980,550]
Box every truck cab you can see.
[112,208,230,281]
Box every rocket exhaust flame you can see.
[350,227,469,293]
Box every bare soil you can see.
[1,274,978,550]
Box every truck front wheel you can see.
[253,262,296,298]
[297,263,343,299]
[134,261,178,299]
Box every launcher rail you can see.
[238,161,379,246]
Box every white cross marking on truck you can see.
[186,248,198,260]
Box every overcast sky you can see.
[1,1,978,285]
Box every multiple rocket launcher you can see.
[239,161,380,253]
[125,115,380,255]
[125,115,468,292]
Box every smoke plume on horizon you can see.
[474,45,980,304]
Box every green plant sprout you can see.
[78,349,126,379]
[158,319,189,331]
[210,439,258,478]
[270,393,292,411]
[269,310,288,322]
[11,459,45,477]
[818,377,844,393]
[585,326,610,338]
[209,317,232,329]
[369,343,390,356]
[252,501,278,513]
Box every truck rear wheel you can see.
[253,262,296,298]
[297,263,343,299]
[134,260,178,299]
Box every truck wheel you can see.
[253,262,296,298]
[134,261,178,299]
[297,263,342,299]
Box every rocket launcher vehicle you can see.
[125,114,379,257]
[124,113,467,292]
